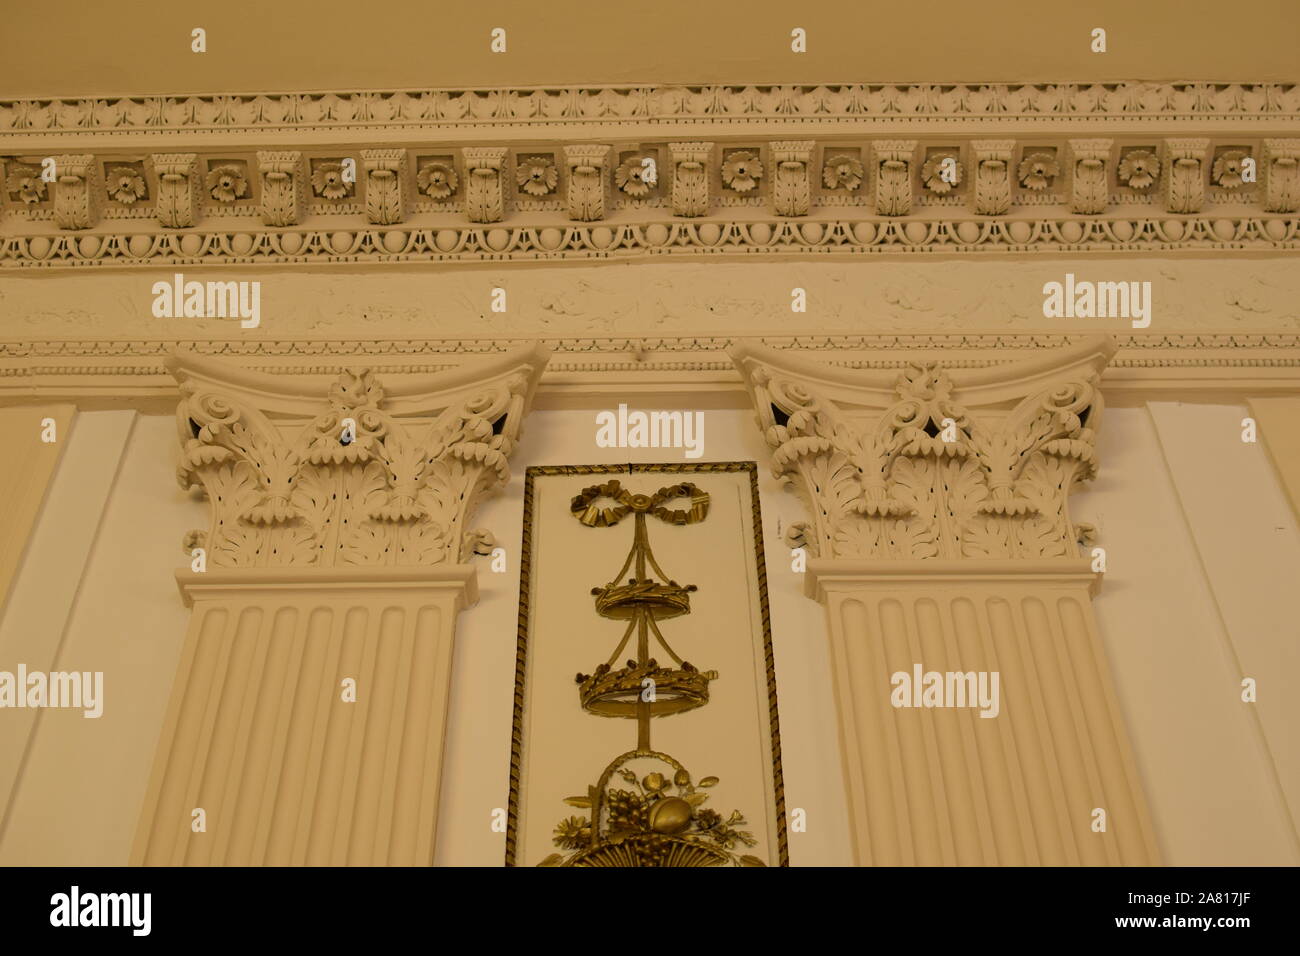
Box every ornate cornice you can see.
[730,336,1114,561]
[3,83,1297,138]
[3,333,1298,406]
[4,81,1297,266]
[170,343,549,569]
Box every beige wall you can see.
[3,400,1296,865]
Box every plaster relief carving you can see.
[257,151,306,226]
[152,153,200,228]
[1263,138,1300,213]
[731,337,1114,561]
[51,154,98,229]
[563,144,610,221]
[1068,139,1112,214]
[770,140,813,216]
[361,148,409,225]
[970,141,1014,215]
[171,344,549,569]
[873,140,915,216]
[463,146,507,223]
[668,142,711,217]
[1165,138,1209,213]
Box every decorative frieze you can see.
[50,154,98,230]
[1165,139,1210,214]
[463,147,507,223]
[562,144,609,221]
[3,83,1296,141]
[1067,139,1112,215]
[152,153,200,228]
[257,151,307,226]
[361,149,409,225]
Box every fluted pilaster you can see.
[132,345,549,866]
[732,336,1160,866]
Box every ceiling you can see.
[3,0,1296,98]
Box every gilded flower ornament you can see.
[721,150,763,193]
[416,162,458,199]
[6,165,46,204]
[1212,150,1250,189]
[311,161,351,200]
[205,164,248,203]
[1117,150,1159,190]
[515,156,557,197]
[822,154,863,191]
[106,166,146,205]
[615,154,655,197]
[921,153,962,194]
[1018,151,1060,190]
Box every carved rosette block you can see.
[1262,138,1300,213]
[50,154,98,229]
[562,144,610,221]
[152,153,200,228]
[462,147,507,223]
[872,140,916,217]
[1164,138,1209,214]
[256,150,306,226]
[133,345,550,866]
[969,141,1014,215]
[730,338,1160,866]
[769,140,814,217]
[1067,139,1112,215]
[361,148,409,225]
[668,142,711,217]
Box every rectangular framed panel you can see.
[506,462,787,867]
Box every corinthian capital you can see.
[170,345,549,569]
[730,337,1115,561]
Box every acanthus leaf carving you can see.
[563,144,610,221]
[361,148,409,225]
[51,154,98,229]
[668,142,711,217]
[257,150,306,226]
[1067,138,1112,214]
[152,153,200,228]
[170,345,549,570]
[770,140,813,217]
[970,140,1013,215]
[873,140,916,217]
[732,338,1113,562]
[1164,138,1209,214]
[1263,138,1300,213]
[463,146,507,223]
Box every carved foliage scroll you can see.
[744,357,1105,562]
[1068,139,1111,214]
[1263,138,1300,213]
[668,142,711,217]
[152,153,200,228]
[463,147,507,223]
[970,140,1013,215]
[769,141,813,217]
[174,362,538,569]
[362,149,409,225]
[563,145,610,221]
[873,140,915,217]
[1165,138,1209,214]
[257,151,306,226]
